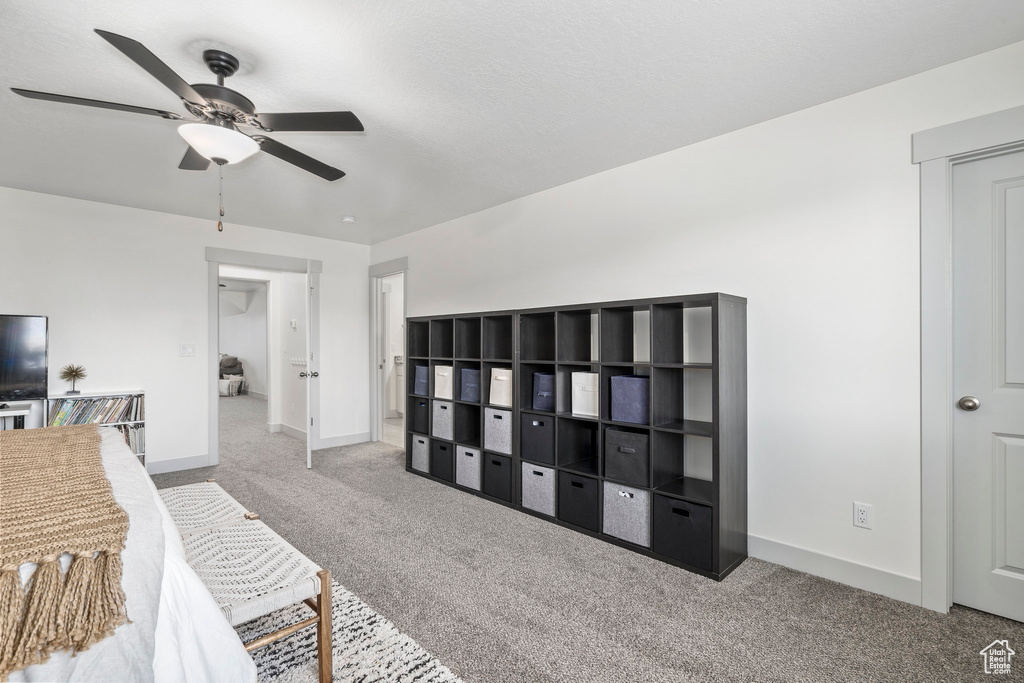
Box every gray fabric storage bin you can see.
[602,481,651,548]
[411,435,429,473]
[521,462,556,517]
[456,446,482,490]
[484,408,512,454]
[604,429,650,487]
[610,374,649,424]
[432,400,453,440]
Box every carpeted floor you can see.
[153,395,1024,682]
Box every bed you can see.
[5,427,256,683]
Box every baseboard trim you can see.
[246,390,268,400]
[268,423,306,440]
[315,432,371,450]
[146,453,212,475]
[748,534,922,607]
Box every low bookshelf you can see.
[47,391,146,464]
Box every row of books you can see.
[48,395,145,426]
[108,423,145,457]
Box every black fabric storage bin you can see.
[532,372,555,412]
[460,368,481,402]
[413,365,429,396]
[604,429,650,487]
[411,399,429,435]
[652,494,713,571]
[557,472,600,532]
[430,441,454,483]
[610,375,649,424]
[520,413,555,465]
[483,454,512,502]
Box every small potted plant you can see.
[60,364,86,395]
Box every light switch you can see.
[179,344,195,357]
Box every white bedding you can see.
[9,428,256,683]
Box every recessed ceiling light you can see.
[341,216,357,224]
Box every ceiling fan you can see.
[11,29,362,181]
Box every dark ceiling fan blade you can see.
[255,111,364,132]
[94,29,207,104]
[11,88,183,119]
[254,136,345,181]
[178,145,211,171]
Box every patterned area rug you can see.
[236,580,462,683]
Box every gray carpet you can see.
[153,395,1024,682]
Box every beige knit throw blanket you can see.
[0,424,129,681]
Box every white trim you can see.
[749,535,922,606]
[246,390,268,400]
[206,247,322,273]
[269,423,307,441]
[208,261,220,467]
[916,110,1024,614]
[315,432,372,450]
[146,454,211,475]
[912,104,1024,163]
[369,257,408,278]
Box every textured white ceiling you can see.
[2,1,1024,244]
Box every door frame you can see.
[914,104,1024,613]
[206,247,323,466]
[369,257,408,443]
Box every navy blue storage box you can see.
[413,365,429,396]
[411,399,429,434]
[533,372,555,412]
[460,368,481,402]
[610,375,649,424]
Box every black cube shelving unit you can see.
[406,293,746,580]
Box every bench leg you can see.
[316,569,333,683]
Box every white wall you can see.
[219,285,268,396]
[0,187,371,469]
[371,41,1024,592]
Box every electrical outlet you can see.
[853,502,872,529]
[178,344,194,357]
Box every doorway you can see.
[379,272,405,447]
[206,248,322,469]
[370,259,408,447]
[916,105,1024,618]
[217,274,271,448]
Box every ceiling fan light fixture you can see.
[177,122,259,164]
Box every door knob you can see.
[958,395,980,411]
[299,372,308,378]
[310,371,319,378]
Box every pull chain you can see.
[217,164,225,232]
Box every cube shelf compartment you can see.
[483,315,513,360]
[558,417,600,476]
[520,312,555,361]
[601,305,651,363]
[557,309,599,362]
[455,361,482,403]
[430,319,454,358]
[455,317,482,359]
[454,403,481,448]
[408,321,430,359]
[406,293,746,580]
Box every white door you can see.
[305,269,321,468]
[951,148,1024,622]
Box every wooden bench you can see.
[158,482,332,683]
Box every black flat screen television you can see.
[0,315,48,402]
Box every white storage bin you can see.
[489,367,513,407]
[571,372,599,417]
[434,365,453,400]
